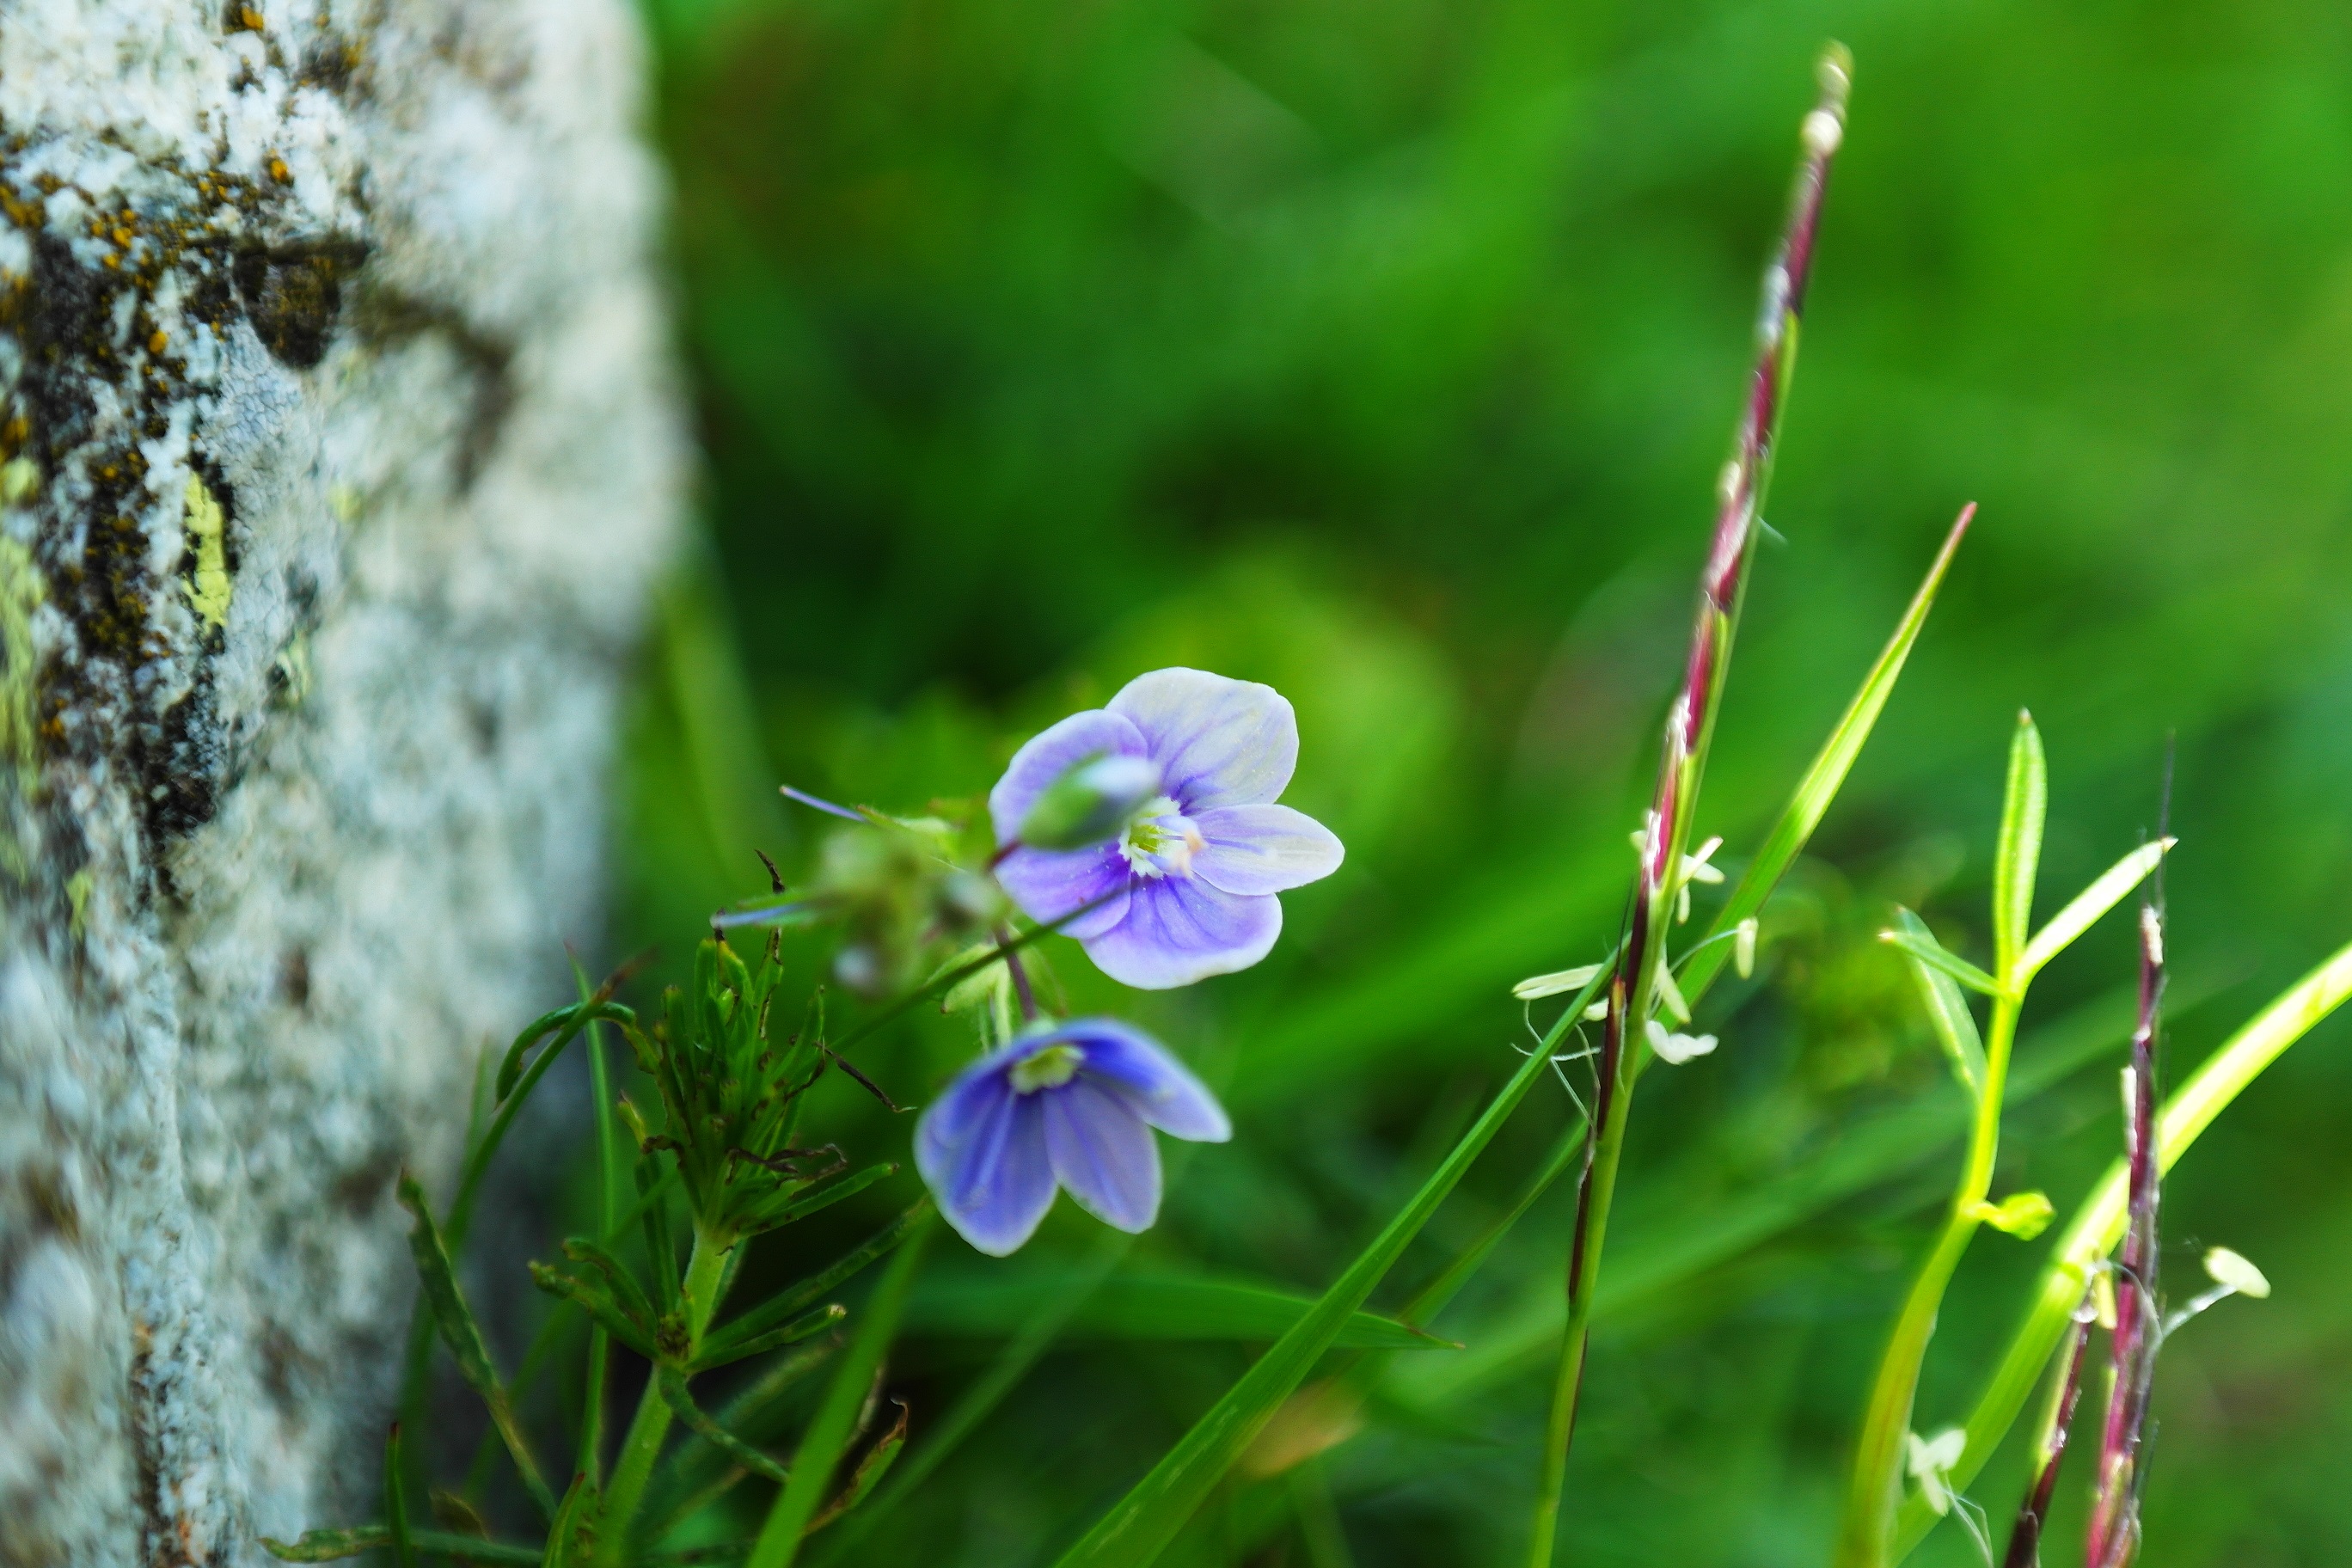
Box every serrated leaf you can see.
[2017,839,2172,982]
[903,1270,1453,1351]
[1680,505,1974,1005]
[1992,712,2047,981]
[1890,909,1988,1100]
[396,1175,555,1516]
[1879,925,2003,998]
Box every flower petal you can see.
[1108,668,1298,811]
[989,708,1154,844]
[1041,1079,1161,1232]
[1058,1019,1232,1142]
[1082,876,1281,989]
[916,1065,1057,1256]
[1190,804,1344,897]
[994,844,1132,940]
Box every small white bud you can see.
[1512,963,1605,1001]
[1645,1018,1718,1065]
[2140,903,2165,967]
[2203,1246,2270,1300]
[1652,960,1691,1025]
[1904,1429,1965,1516]
[1734,916,1759,979]
[1802,107,1844,156]
[1583,1000,1611,1022]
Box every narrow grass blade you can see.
[1681,504,1974,1004]
[395,1175,557,1516]
[1880,923,2003,999]
[691,1303,848,1371]
[1046,967,1612,1568]
[902,1270,1451,1349]
[1991,713,2047,981]
[743,1163,900,1234]
[384,1424,420,1568]
[260,1527,542,1565]
[1893,909,1987,1099]
[529,1264,661,1361]
[1893,935,2352,1560]
[700,1201,929,1369]
[804,1399,910,1534]
[1397,973,2212,1408]
[746,1211,937,1568]
[662,1367,793,1485]
[2017,839,2172,983]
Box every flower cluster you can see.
[919,667,1343,1254]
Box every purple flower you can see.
[989,668,1344,989]
[916,1019,1232,1255]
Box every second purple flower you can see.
[989,667,1344,989]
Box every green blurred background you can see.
[611,0,2352,1561]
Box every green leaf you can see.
[1679,505,1975,1005]
[2017,839,2172,982]
[804,1398,910,1535]
[1991,711,2048,982]
[745,1213,937,1568]
[383,1424,419,1568]
[396,1174,557,1516]
[1393,972,2218,1412]
[1045,964,1612,1568]
[1893,935,2352,1562]
[545,1471,603,1568]
[497,1001,635,1102]
[902,1269,1452,1350]
[1879,922,2002,999]
[742,1163,900,1235]
[563,1236,660,1334]
[528,1261,661,1361]
[1970,1190,2055,1239]
[260,1527,542,1565]
[661,1366,793,1485]
[699,1201,929,1369]
[690,1302,848,1372]
[1890,909,1989,1099]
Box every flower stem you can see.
[1527,990,1637,1567]
[1834,990,2020,1568]
[598,1224,732,1564]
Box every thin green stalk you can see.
[748,1214,937,1568]
[1834,988,2018,1567]
[1890,934,2352,1561]
[600,1226,733,1565]
[1527,1045,1634,1567]
[581,1020,621,1484]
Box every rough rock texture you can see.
[0,3,682,1562]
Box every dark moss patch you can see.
[232,237,369,370]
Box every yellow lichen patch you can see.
[267,156,291,185]
[2,535,44,793]
[183,473,231,631]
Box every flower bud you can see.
[1017,752,1161,851]
[2203,1246,2270,1300]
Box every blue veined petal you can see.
[916,1063,1057,1256]
[1083,875,1281,989]
[987,708,1153,845]
[1064,1020,1232,1142]
[1040,1078,1161,1233]
[1108,668,1297,812]
[1189,804,1344,897]
[994,842,1133,940]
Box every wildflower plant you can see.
[253,40,2352,1568]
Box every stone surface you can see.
[0,3,683,1561]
